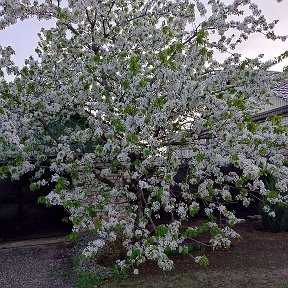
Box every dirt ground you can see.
[0,222,287,288]
[101,222,288,288]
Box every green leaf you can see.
[223,112,232,119]
[121,79,130,90]
[181,246,190,255]
[111,119,125,133]
[85,205,97,218]
[126,133,138,143]
[95,145,104,155]
[71,170,79,181]
[123,105,137,116]
[236,177,246,187]
[134,159,141,168]
[30,182,40,191]
[129,56,140,76]
[131,248,140,259]
[66,231,79,241]
[231,154,239,161]
[259,148,267,156]
[196,29,207,45]
[196,153,205,162]
[155,96,166,108]
[189,206,200,217]
[37,196,50,207]
[162,26,169,34]
[93,55,101,63]
[24,146,31,153]
[57,9,68,20]
[16,79,23,93]
[83,82,90,90]
[138,78,148,88]
[0,166,9,174]
[46,30,52,42]
[198,256,209,267]
[16,154,24,165]
[168,16,174,23]
[35,101,45,110]
[55,176,69,193]
[247,122,258,133]
[155,188,163,201]
[27,82,36,94]
[187,225,209,238]
[269,115,283,126]
[111,160,120,172]
[144,116,150,124]
[156,224,169,237]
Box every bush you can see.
[259,177,288,232]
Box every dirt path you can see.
[0,242,76,288]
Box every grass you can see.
[53,253,115,288]
[75,266,128,288]
[77,272,105,288]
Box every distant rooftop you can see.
[273,83,288,99]
[253,82,288,121]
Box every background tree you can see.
[1,0,288,272]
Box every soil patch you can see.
[101,222,288,288]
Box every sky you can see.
[0,0,287,73]
[235,0,288,71]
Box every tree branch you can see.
[95,172,115,188]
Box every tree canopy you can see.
[1,0,288,272]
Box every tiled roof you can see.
[273,83,288,99]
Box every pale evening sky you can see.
[0,0,287,72]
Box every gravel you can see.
[0,233,122,288]
[0,243,76,288]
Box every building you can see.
[253,83,288,122]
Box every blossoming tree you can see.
[1,0,288,272]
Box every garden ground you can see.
[100,221,288,288]
[0,221,287,288]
